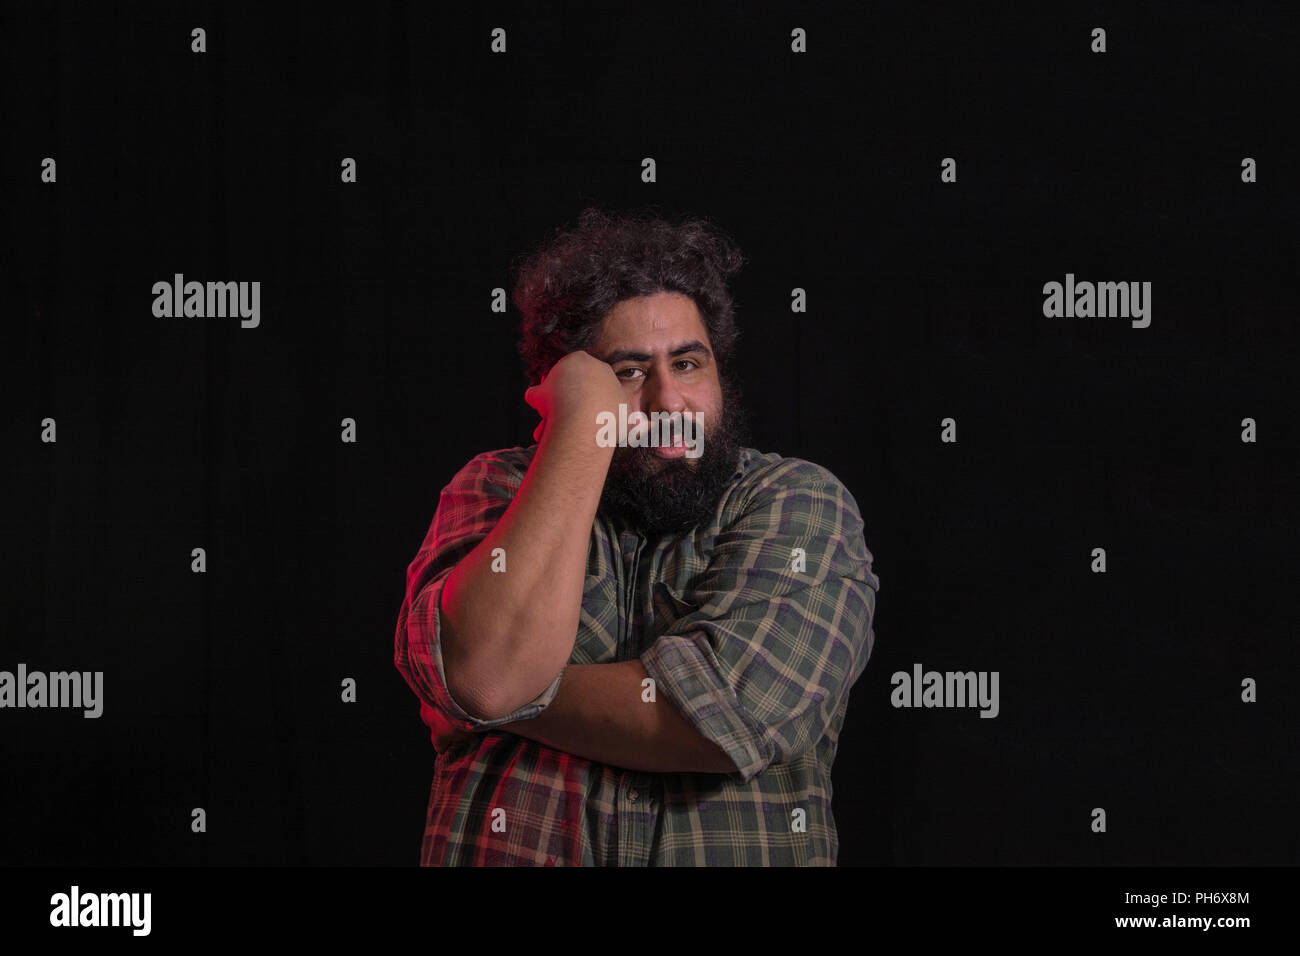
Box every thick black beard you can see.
[597,377,748,538]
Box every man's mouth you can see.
[652,438,689,459]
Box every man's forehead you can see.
[593,293,710,352]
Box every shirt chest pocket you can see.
[650,580,702,638]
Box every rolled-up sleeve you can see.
[393,450,565,734]
[639,459,880,783]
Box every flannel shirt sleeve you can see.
[393,450,565,733]
[639,458,879,783]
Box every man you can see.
[393,207,880,865]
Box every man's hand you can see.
[525,350,624,444]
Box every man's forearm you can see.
[496,659,737,775]
[440,415,614,720]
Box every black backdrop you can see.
[3,1,1297,869]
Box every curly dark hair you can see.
[511,206,746,386]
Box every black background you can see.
[3,1,1297,867]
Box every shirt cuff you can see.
[640,630,774,783]
[413,574,565,730]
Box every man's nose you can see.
[641,366,688,415]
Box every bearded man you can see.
[393,207,881,866]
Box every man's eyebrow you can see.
[598,340,712,364]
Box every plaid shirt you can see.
[393,444,880,865]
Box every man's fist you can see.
[524,350,624,444]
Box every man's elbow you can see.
[439,611,567,721]
[439,618,517,721]
[446,662,551,722]
[443,661,502,722]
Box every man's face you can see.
[588,291,745,536]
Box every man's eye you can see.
[675,360,698,371]
[616,368,643,380]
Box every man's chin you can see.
[643,453,699,470]
[600,448,735,536]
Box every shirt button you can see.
[628,788,640,803]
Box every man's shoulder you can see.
[726,449,873,576]
[446,445,538,489]
[732,447,855,501]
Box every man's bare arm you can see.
[438,351,620,721]
[495,659,737,774]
